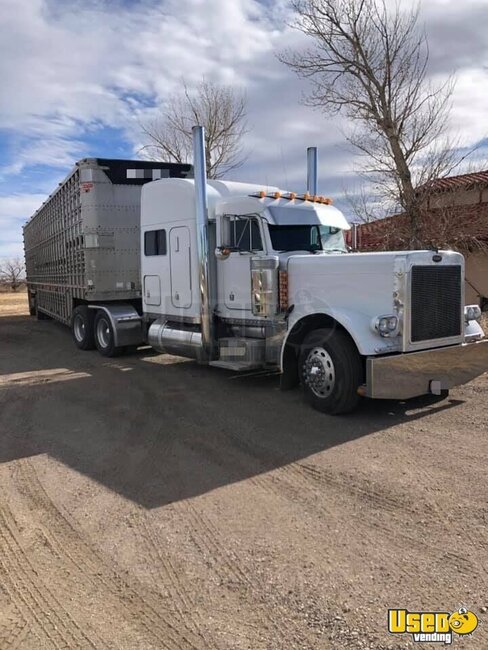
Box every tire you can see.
[299,328,363,415]
[71,305,95,350]
[94,310,121,357]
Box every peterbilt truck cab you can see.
[139,127,488,414]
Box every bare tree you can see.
[140,80,247,179]
[280,0,462,248]
[0,257,25,292]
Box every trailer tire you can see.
[299,328,363,415]
[71,306,95,350]
[94,311,122,357]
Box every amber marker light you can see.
[279,271,288,310]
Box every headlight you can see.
[373,314,399,337]
[464,304,482,323]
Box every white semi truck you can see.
[24,127,488,414]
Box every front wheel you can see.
[299,328,363,415]
[94,311,122,357]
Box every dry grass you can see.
[0,290,29,317]
[481,311,488,336]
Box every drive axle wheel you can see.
[71,305,95,350]
[299,328,363,415]
[94,310,122,357]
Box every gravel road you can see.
[0,294,487,649]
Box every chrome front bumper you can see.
[366,339,488,400]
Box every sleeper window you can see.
[144,229,167,256]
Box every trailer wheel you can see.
[299,328,363,415]
[71,306,95,350]
[94,311,121,357]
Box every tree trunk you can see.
[386,129,421,249]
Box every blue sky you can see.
[1,0,488,259]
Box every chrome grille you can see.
[410,266,462,342]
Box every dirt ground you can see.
[0,292,487,650]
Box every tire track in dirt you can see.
[113,383,223,650]
[178,498,309,649]
[384,427,488,582]
[188,405,484,587]
[0,601,29,650]
[137,380,485,596]
[263,455,483,582]
[6,376,211,649]
[117,380,317,648]
[279,459,484,584]
[129,511,221,650]
[4,376,219,650]
[9,458,206,650]
[0,507,99,649]
[53,374,308,647]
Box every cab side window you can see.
[223,216,263,252]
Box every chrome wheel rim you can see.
[73,314,86,342]
[304,347,335,398]
[96,318,110,348]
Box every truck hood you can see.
[283,249,466,356]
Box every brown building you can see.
[347,171,488,307]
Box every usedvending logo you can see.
[388,607,478,644]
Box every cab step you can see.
[209,360,263,372]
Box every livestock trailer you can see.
[24,158,191,322]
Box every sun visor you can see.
[267,203,350,230]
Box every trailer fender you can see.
[88,304,143,348]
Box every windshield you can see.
[268,224,347,253]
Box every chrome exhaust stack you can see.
[192,125,215,361]
[307,147,318,196]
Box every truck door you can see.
[217,215,264,314]
[169,226,192,309]
[142,227,167,309]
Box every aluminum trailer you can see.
[24,158,191,332]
